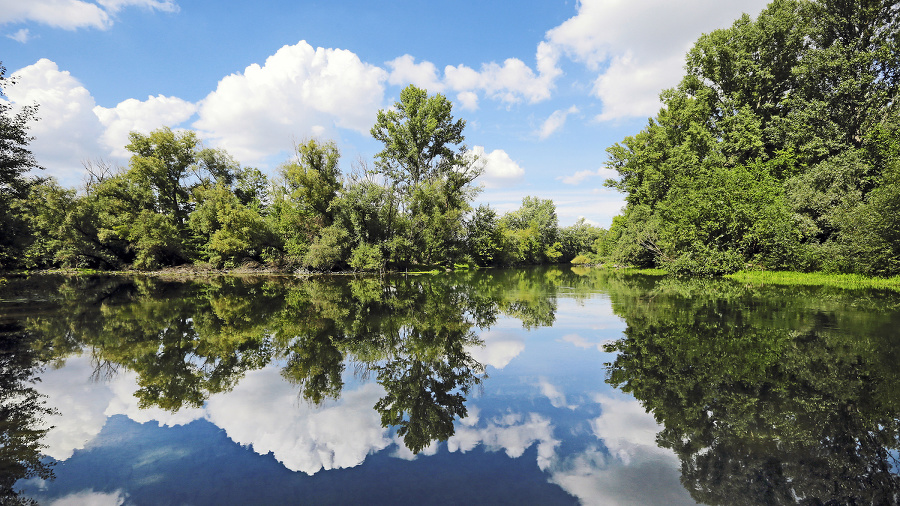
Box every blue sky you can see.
[0,0,769,226]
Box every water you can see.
[1,268,898,505]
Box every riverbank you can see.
[725,270,900,292]
[5,265,900,292]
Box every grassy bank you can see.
[725,270,900,292]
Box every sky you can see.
[0,0,770,227]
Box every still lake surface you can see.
[1,267,899,505]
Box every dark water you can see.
[0,268,898,505]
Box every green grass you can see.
[726,270,900,291]
[600,266,668,276]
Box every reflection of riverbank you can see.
[8,268,900,504]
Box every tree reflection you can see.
[0,320,56,505]
[10,270,562,454]
[603,276,900,504]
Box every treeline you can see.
[595,0,900,276]
[0,82,603,272]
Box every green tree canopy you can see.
[0,62,43,270]
[603,0,900,275]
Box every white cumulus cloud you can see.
[447,411,559,470]
[558,167,618,185]
[470,145,525,189]
[466,329,525,370]
[544,0,770,120]
[193,40,388,163]
[444,41,561,105]
[94,94,197,157]
[386,54,444,93]
[6,58,106,182]
[203,368,391,475]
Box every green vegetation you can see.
[599,0,900,276]
[3,269,569,454]
[8,0,897,278]
[0,80,603,273]
[726,269,900,291]
[603,275,900,504]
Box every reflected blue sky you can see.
[19,278,693,505]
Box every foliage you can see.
[0,62,42,270]
[603,275,900,504]
[0,321,56,504]
[602,0,900,275]
[370,85,482,268]
[2,84,590,272]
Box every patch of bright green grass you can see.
[597,265,668,276]
[726,270,900,292]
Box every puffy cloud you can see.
[466,329,525,370]
[538,105,579,140]
[546,394,692,506]
[36,355,116,461]
[203,368,391,475]
[6,27,30,42]
[6,58,106,183]
[104,369,205,427]
[455,91,478,111]
[470,146,524,189]
[386,54,444,93]
[0,0,178,31]
[443,41,561,106]
[447,411,559,470]
[94,94,197,157]
[590,394,666,463]
[545,0,770,120]
[193,41,388,163]
[558,167,618,185]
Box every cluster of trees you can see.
[597,0,900,276]
[0,79,602,272]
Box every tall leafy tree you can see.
[370,85,482,267]
[0,63,42,269]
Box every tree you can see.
[370,85,482,267]
[498,196,561,265]
[0,62,42,269]
[268,139,343,264]
[371,85,471,190]
[603,0,900,275]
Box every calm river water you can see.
[1,267,898,505]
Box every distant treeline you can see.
[0,83,603,272]
[597,0,900,276]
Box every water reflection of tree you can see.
[603,276,900,505]
[14,270,564,454]
[0,321,56,505]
